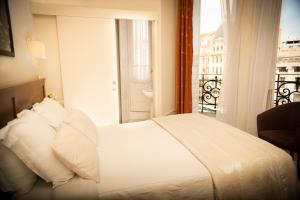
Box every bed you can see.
[0,79,299,200]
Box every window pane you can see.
[197,0,223,113]
[275,0,300,105]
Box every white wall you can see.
[0,0,38,88]
[161,0,177,115]
[34,15,63,100]
[32,0,177,116]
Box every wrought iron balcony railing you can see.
[199,74,222,113]
[198,73,300,113]
[274,74,300,106]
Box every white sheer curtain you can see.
[192,0,201,113]
[132,20,151,82]
[217,0,282,135]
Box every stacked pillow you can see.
[0,143,37,194]
[32,97,67,128]
[53,122,99,182]
[0,97,100,195]
[63,109,98,145]
[52,109,100,183]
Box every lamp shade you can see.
[28,40,46,59]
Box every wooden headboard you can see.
[0,79,45,128]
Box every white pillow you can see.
[52,123,100,183]
[63,109,98,145]
[0,143,37,194]
[33,97,67,128]
[1,110,74,187]
[0,118,18,141]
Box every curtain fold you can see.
[192,0,201,113]
[217,0,282,135]
[176,0,194,114]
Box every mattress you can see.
[16,114,299,200]
[19,120,214,200]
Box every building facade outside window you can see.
[196,0,300,113]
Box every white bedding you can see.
[94,120,213,199]
[154,114,299,200]
[16,114,299,200]
[19,120,214,200]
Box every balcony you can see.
[198,74,300,113]
[198,74,222,113]
[274,74,300,105]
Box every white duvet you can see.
[17,113,299,200]
[53,119,214,200]
[154,114,299,200]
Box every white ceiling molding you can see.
[31,2,159,20]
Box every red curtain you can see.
[175,0,194,114]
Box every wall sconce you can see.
[27,37,46,59]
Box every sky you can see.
[280,0,300,41]
[200,0,300,42]
[200,0,222,33]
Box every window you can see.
[279,67,288,72]
[294,66,300,72]
[279,77,285,81]
[197,0,223,113]
[275,0,300,106]
[295,77,300,89]
[293,94,300,102]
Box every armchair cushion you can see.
[259,130,299,152]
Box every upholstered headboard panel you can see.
[0,79,45,128]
